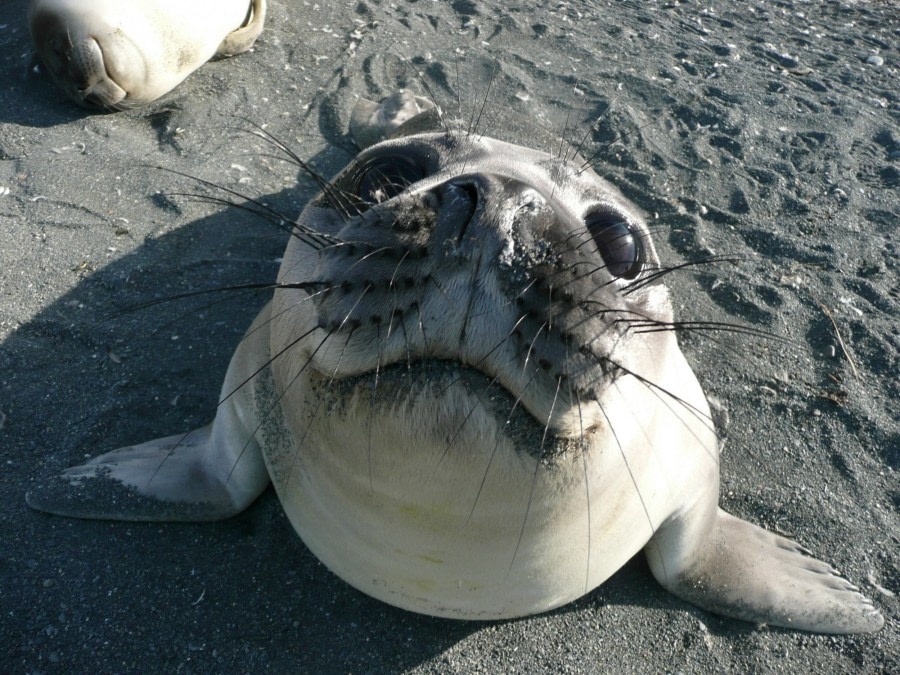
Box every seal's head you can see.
[277,126,675,440]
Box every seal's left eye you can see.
[585,211,645,280]
[352,155,427,204]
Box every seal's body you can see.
[27,93,884,633]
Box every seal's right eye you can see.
[585,210,645,280]
[350,155,427,205]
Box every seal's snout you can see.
[30,9,131,109]
[28,0,267,110]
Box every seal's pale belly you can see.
[259,360,709,619]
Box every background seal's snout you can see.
[30,9,128,108]
[28,0,267,110]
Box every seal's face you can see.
[276,132,676,439]
[266,131,707,618]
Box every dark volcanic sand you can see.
[1,0,897,672]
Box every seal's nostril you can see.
[444,180,479,209]
[458,182,480,207]
[447,181,479,242]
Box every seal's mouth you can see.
[333,357,584,459]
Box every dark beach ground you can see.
[1,0,897,672]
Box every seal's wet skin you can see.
[26,91,884,634]
[28,0,266,109]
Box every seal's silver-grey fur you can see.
[27,91,884,634]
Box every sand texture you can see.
[1,0,897,672]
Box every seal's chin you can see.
[326,358,585,460]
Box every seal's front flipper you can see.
[26,422,268,521]
[647,508,884,633]
[27,303,275,522]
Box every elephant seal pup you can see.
[26,91,883,633]
[29,0,266,109]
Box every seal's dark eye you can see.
[352,155,426,204]
[585,211,644,280]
